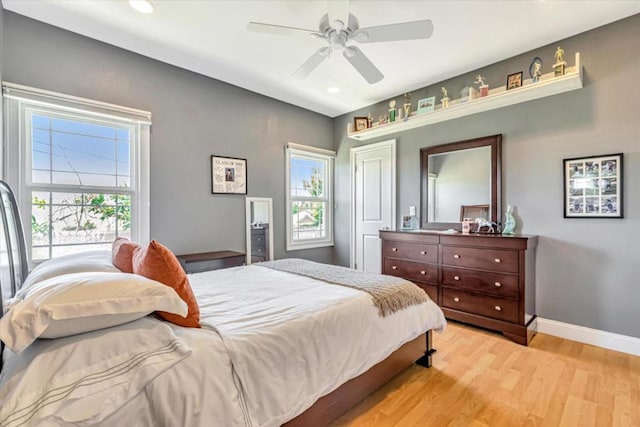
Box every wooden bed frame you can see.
[0,179,436,425]
[285,331,434,426]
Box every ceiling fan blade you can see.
[291,47,331,80]
[343,46,383,84]
[247,22,318,37]
[327,0,351,30]
[355,19,434,43]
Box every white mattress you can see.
[1,263,446,427]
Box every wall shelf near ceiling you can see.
[348,52,583,141]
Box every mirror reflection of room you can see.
[427,146,491,223]
[249,200,270,263]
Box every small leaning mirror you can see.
[245,197,274,264]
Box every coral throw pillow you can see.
[112,238,141,273]
[133,240,200,328]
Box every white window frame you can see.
[285,142,335,251]
[2,82,151,265]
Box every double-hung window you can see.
[3,83,150,263]
[285,143,335,250]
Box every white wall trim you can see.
[538,318,640,356]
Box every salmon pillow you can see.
[133,240,200,328]
[112,237,141,273]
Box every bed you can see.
[0,180,446,427]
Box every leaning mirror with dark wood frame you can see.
[420,134,502,230]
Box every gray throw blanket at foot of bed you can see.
[258,258,428,317]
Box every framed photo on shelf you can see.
[506,71,523,90]
[563,153,623,218]
[353,116,369,132]
[211,155,247,194]
[417,96,436,114]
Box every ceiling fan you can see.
[247,0,433,84]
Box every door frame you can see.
[349,139,397,269]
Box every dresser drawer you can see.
[382,240,437,263]
[442,289,518,323]
[252,245,266,256]
[415,282,438,303]
[251,234,266,246]
[441,246,518,273]
[251,228,266,235]
[384,259,438,284]
[442,267,518,298]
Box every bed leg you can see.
[416,330,436,368]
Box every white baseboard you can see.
[537,318,640,356]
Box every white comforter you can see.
[1,264,446,427]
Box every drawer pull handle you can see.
[453,276,460,281]
[454,254,460,259]
[391,266,398,270]
[453,297,460,302]
[420,271,426,275]
[420,250,427,255]
[494,258,501,263]
[494,306,502,311]
[392,247,398,252]
[494,282,502,287]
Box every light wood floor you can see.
[332,321,640,427]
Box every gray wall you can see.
[2,12,334,263]
[334,14,640,337]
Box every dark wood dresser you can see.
[381,230,537,345]
[177,250,245,274]
[250,225,270,263]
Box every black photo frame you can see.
[211,155,247,194]
[563,153,623,218]
[506,71,523,90]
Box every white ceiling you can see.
[4,1,640,117]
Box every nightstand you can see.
[176,250,245,274]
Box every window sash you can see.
[3,83,151,265]
[286,146,334,250]
[25,107,136,191]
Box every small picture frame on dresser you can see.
[563,153,623,218]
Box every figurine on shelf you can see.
[474,74,489,97]
[403,93,412,122]
[553,46,566,76]
[441,87,450,109]
[379,115,388,125]
[502,205,517,235]
[367,113,373,128]
[529,57,543,83]
[388,100,397,122]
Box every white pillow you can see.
[0,272,188,353]
[19,250,120,296]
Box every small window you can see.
[286,144,334,250]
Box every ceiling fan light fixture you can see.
[344,46,357,58]
[129,0,154,14]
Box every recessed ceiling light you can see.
[327,86,341,94]
[129,0,154,14]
